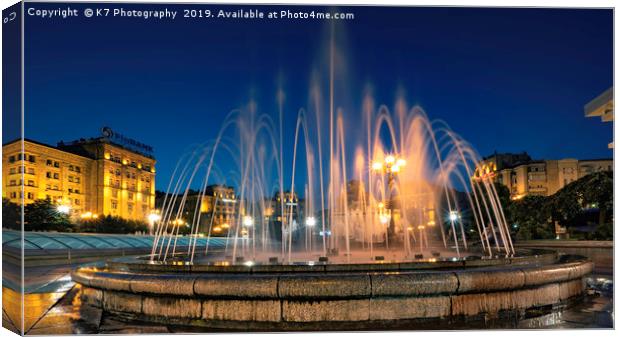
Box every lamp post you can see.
[305,216,316,252]
[148,211,161,235]
[372,155,406,249]
[57,204,71,215]
[242,215,254,256]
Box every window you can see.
[9,168,15,174]
[74,189,80,194]
[17,153,23,161]
[75,166,81,173]
[9,156,15,163]
[46,172,52,178]
[28,155,35,163]
[27,180,34,186]
[27,192,34,200]
[75,199,80,205]
[9,180,16,186]
[46,159,52,166]
[53,173,59,179]
[54,161,59,168]
[27,168,34,175]
[10,192,16,199]
[75,177,80,183]
[69,188,73,193]
[69,165,74,171]
[128,192,134,199]
[115,169,121,176]
[111,201,118,210]
[68,176,74,183]
[128,203,134,213]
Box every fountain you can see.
[71,22,592,330]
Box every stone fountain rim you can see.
[101,248,561,274]
[71,253,593,328]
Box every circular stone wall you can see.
[71,252,592,330]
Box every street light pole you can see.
[387,170,396,247]
[373,155,406,253]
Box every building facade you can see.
[584,87,613,149]
[199,185,238,235]
[474,152,612,199]
[3,134,156,222]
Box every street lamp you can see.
[449,211,459,222]
[57,204,71,214]
[243,215,254,227]
[372,154,407,245]
[148,212,161,223]
[305,216,316,227]
[305,216,317,252]
[147,211,161,235]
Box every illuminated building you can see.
[269,191,304,240]
[199,185,238,235]
[584,87,613,148]
[2,128,156,222]
[474,152,612,199]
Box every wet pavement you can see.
[2,263,613,334]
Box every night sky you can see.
[13,4,613,191]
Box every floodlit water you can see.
[150,23,513,265]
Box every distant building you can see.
[3,130,156,222]
[199,185,238,235]
[474,152,612,199]
[585,87,613,148]
[270,191,303,240]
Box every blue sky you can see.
[14,4,613,191]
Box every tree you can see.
[78,215,148,234]
[2,198,21,230]
[550,171,613,239]
[507,195,554,240]
[24,199,73,232]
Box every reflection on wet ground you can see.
[2,262,614,334]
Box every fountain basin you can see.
[71,251,592,330]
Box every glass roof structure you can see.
[2,230,226,251]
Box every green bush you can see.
[2,198,21,230]
[23,199,74,232]
[78,215,148,234]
